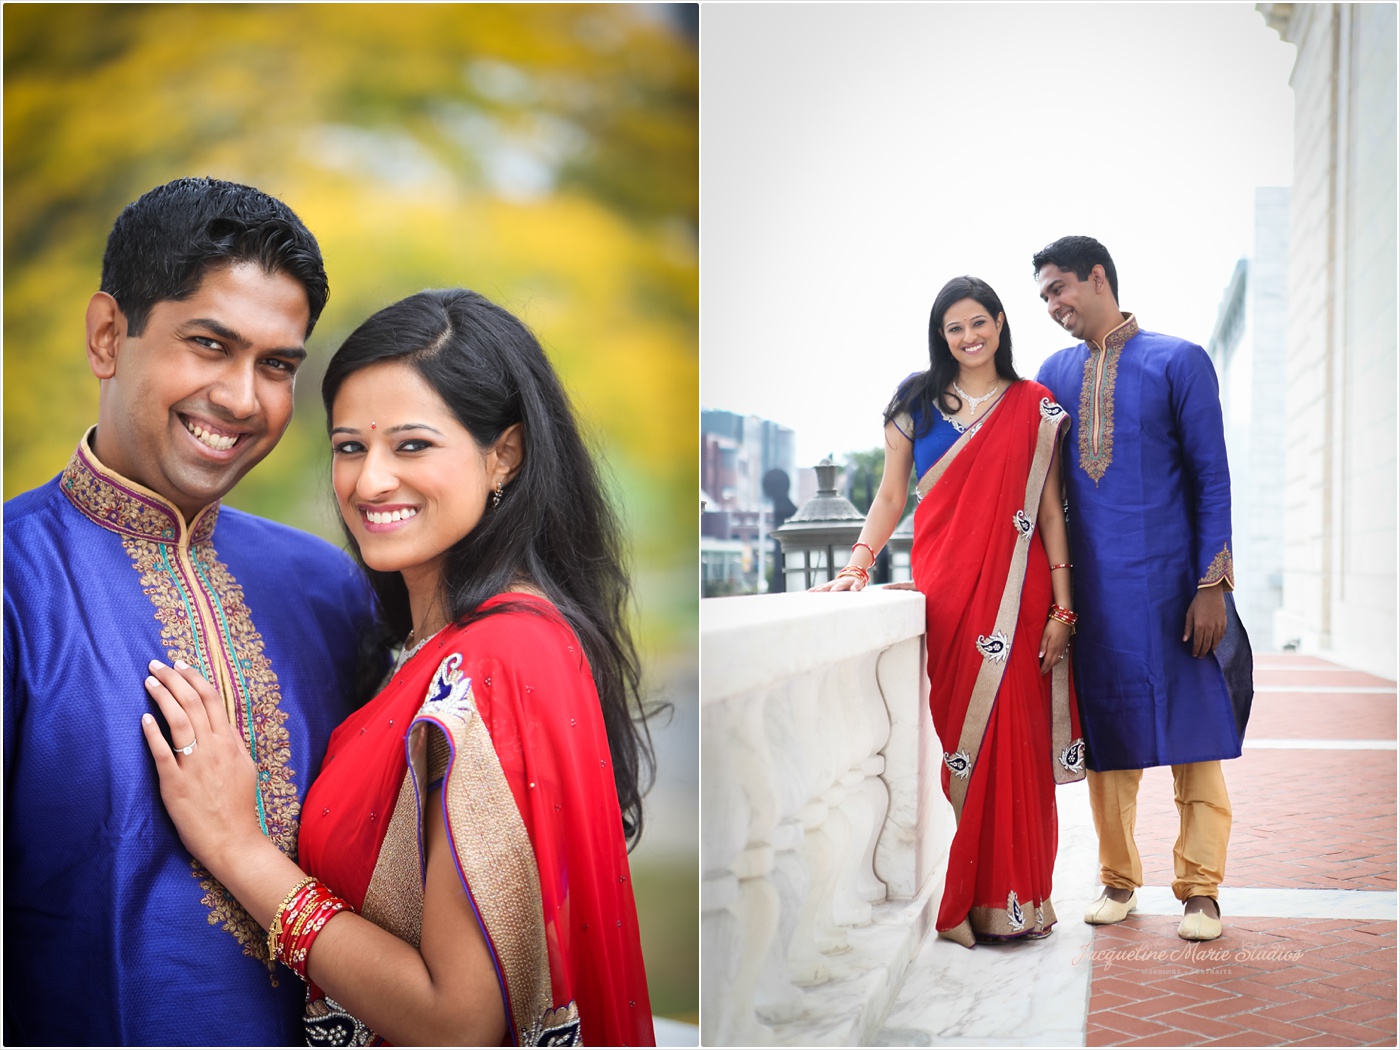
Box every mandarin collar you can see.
[1087,312,1139,354]
[59,426,220,546]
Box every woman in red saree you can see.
[816,276,1084,946]
[141,289,655,1044]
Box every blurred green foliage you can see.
[5,1,697,1020]
[845,444,919,512]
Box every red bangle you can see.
[286,896,348,979]
[852,541,878,565]
[1048,563,1072,571]
[270,878,352,982]
[837,565,869,584]
[1048,603,1078,632]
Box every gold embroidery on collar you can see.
[59,428,219,545]
[1077,314,1138,484]
[1087,313,1139,354]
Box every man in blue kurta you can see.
[4,178,381,1044]
[1033,235,1249,943]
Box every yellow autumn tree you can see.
[4,1,696,629]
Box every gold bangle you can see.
[266,875,316,963]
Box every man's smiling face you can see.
[1036,263,1096,342]
[89,260,310,521]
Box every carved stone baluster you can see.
[701,590,939,1045]
[753,818,806,1025]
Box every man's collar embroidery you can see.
[59,426,220,546]
[1087,312,1138,354]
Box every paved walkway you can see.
[875,654,1397,1047]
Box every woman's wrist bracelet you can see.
[268,877,352,982]
[851,541,878,566]
[836,565,869,585]
[1048,603,1078,633]
[1048,563,1072,571]
[266,876,317,963]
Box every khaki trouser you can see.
[1087,761,1232,901]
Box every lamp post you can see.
[772,458,865,590]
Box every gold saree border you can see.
[431,680,558,1046]
[361,769,427,947]
[330,755,426,1044]
[939,898,1058,946]
[1050,656,1085,785]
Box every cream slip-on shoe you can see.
[1178,903,1223,941]
[1083,890,1138,925]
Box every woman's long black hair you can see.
[884,275,1020,437]
[323,288,653,848]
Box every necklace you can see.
[952,379,1001,416]
[400,621,447,663]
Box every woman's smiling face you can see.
[940,297,1004,373]
[330,360,501,584]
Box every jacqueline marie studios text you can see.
[1072,942,1306,971]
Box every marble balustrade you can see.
[701,589,953,1046]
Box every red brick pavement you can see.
[1086,656,1398,1047]
[1246,693,1396,740]
[1254,668,1395,690]
[1086,916,1396,1047]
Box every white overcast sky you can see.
[700,2,1297,465]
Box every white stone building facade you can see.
[1207,188,1291,650]
[1259,3,1397,678]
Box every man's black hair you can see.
[100,177,328,337]
[1032,235,1119,302]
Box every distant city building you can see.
[700,410,798,594]
[1259,3,1397,677]
[700,409,796,513]
[1206,187,1290,650]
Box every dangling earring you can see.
[492,481,503,509]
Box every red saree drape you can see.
[910,380,1083,946]
[298,594,655,1046]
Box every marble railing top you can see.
[700,588,925,703]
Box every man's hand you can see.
[1182,585,1227,657]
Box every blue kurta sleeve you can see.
[1168,345,1234,589]
[3,590,18,784]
